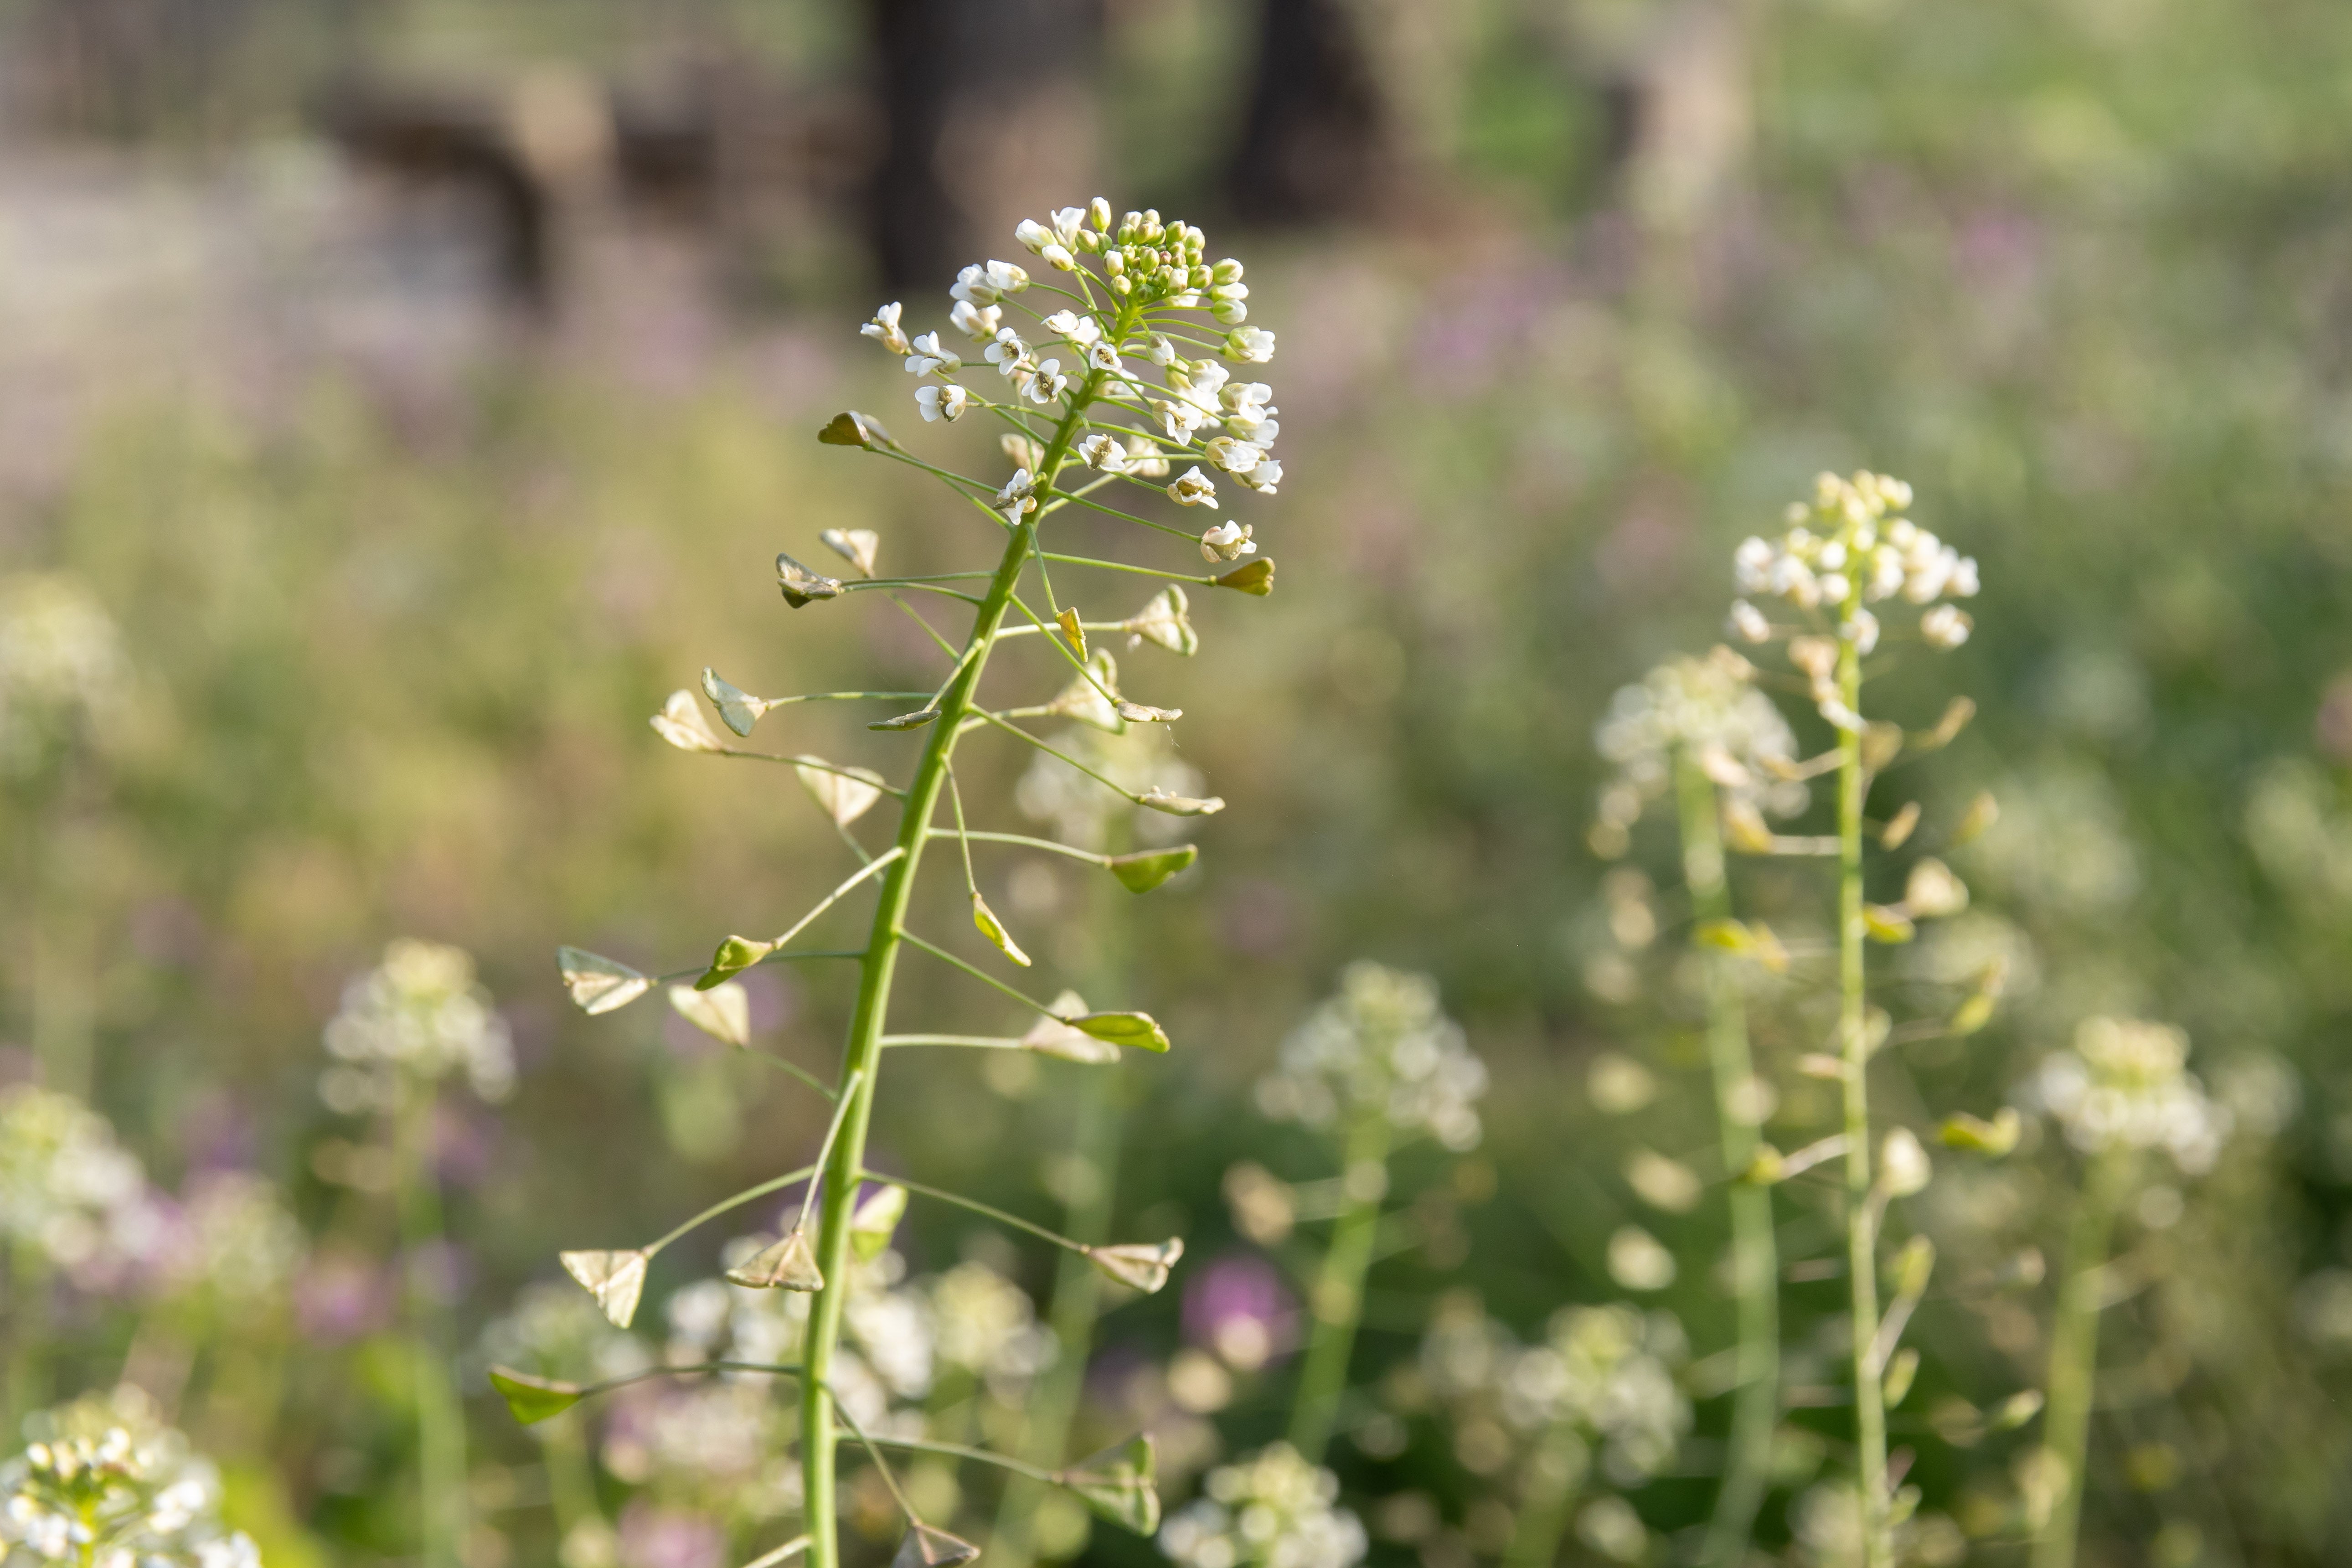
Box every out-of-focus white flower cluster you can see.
[146,1173,306,1307]
[0,1087,151,1283]
[1256,964,1487,1152]
[1420,1298,1690,1489]
[321,939,514,1110]
[0,1387,260,1568]
[0,573,129,774]
[1591,650,1806,857]
[479,1280,653,1389]
[862,199,1281,562]
[1018,722,1205,853]
[2024,1017,2232,1175]
[1726,472,1980,667]
[1157,1443,1366,1568]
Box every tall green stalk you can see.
[1500,1428,1584,1568]
[992,859,1132,1568]
[799,382,1102,1568]
[395,1088,467,1568]
[1289,1109,1391,1465]
[1834,631,1889,1568]
[1675,755,1779,1565]
[2032,1151,2127,1568]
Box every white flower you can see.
[1051,206,1087,246]
[1921,604,1972,649]
[860,302,908,355]
[916,384,968,423]
[1158,1444,1366,1568]
[1076,433,1128,471]
[1222,381,1275,421]
[1014,218,1054,253]
[903,332,961,378]
[1,1388,258,1568]
[1041,242,1076,270]
[1143,334,1178,367]
[1254,964,1487,1151]
[1024,359,1069,404]
[995,469,1038,517]
[986,328,1031,377]
[1233,459,1282,495]
[323,939,514,1102]
[2025,1017,2232,1174]
[950,259,1029,306]
[1168,467,1218,509]
[1086,340,1125,374]
[1153,398,1209,444]
[1203,436,1264,475]
[948,299,1001,341]
[1199,522,1255,562]
[1842,609,1880,654]
[1950,556,1981,596]
[1593,653,1806,821]
[1223,326,1275,363]
[1042,309,1102,346]
[1727,599,1772,643]
[1171,359,1230,413]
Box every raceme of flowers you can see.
[321,939,515,1110]
[863,200,1283,566]
[0,572,129,772]
[1420,1298,1691,1489]
[1255,963,1488,1152]
[1726,471,1982,730]
[0,1387,260,1568]
[1591,648,1807,857]
[1157,1443,1367,1568]
[2024,1016,2232,1175]
[0,1086,151,1283]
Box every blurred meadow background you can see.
[5,1,2352,1566]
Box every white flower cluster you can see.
[2025,1017,2233,1175]
[479,1279,652,1388]
[0,1087,153,1281]
[0,573,129,773]
[1591,650,1806,856]
[0,1387,259,1568]
[1421,1300,1690,1487]
[860,199,1281,564]
[148,1173,305,1306]
[1255,964,1487,1152]
[1157,1443,1366,1568]
[1727,472,1980,662]
[1017,722,1206,851]
[320,939,514,1109]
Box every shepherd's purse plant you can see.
[501,199,1286,1568]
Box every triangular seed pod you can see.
[669,981,752,1047]
[557,947,651,1015]
[1073,1011,1171,1052]
[702,669,765,737]
[777,554,846,608]
[869,706,940,732]
[971,893,1032,967]
[1083,1238,1184,1293]
[820,528,881,578]
[1047,652,1124,733]
[849,1183,908,1262]
[725,1229,824,1292]
[488,1366,584,1425]
[1060,1434,1160,1534]
[1114,701,1182,724]
[1124,587,1197,655]
[795,761,886,826]
[1137,788,1223,818]
[699,935,777,990]
[818,411,892,449]
[1057,607,1087,660]
[890,1525,980,1568]
[1212,558,1274,594]
[560,1249,649,1328]
[651,690,728,753]
[1106,846,1196,894]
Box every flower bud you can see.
[1881,1128,1932,1197]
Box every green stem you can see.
[1289,1110,1391,1464]
[799,368,1106,1568]
[1835,635,1889,1568]
[1500,1425,1586,1568]
[395,1087,467,1568]
[1676,754,1780,1567]
[991,850,1131,1568]
[2032,1151,2128,1568]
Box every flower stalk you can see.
[1288,1107,1392,1465]
[393,1088,468,1568]
[2030,1151,2125,1568]
[1673,753,1779,1566]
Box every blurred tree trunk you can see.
[1223,0,1393,226]
[864,0,1104,290]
